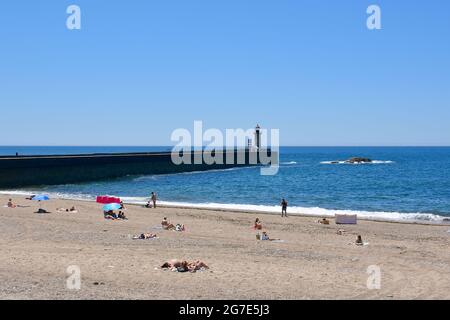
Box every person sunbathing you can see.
[318,218,330,225]
[161,259,186,269]
[57,206,78,213]
[161,259,208,273]
[117,211,128,220]
[7,199,16,208]
[254,218,263,230]
[133,233,157,240]
[161,217,175,230]
[175,224,185,232]
[187,260,209,272]
[261,231,281,241]
[356,235,364,246]
[104,210,117,220]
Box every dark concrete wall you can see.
[0,150,262,188]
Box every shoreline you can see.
[1,190,449,226]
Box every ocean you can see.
[1,146,449,223]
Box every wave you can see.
[320,160,394,165]
[281,161,298,165]
[2,191,447,224]
[0,190,96,202]
[105,196,449,224]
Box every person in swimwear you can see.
[161,217,175,230]
[7,199,16,208]
[161,259,208,272]
[356,235,364,246]
[254,218,263,230]
[133,233,157,240]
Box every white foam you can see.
[2,190,447,224]
[320,160,394,165]
[118,198,448,224]
[281,161,298,165]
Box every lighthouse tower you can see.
[254,124,261,149]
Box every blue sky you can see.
[0,0,449,146]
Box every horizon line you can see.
[0,145,450,148]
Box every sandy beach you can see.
[0,194,449,300]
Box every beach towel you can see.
[132,234,158,240]
[352,242,370,246]
[335,214,357,224]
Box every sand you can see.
[0,194,449,300]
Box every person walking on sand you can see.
[281,198,288,217]
[151,192,157,208]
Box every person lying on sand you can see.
[254,218,263,230]
[7,199,16,208]
[187,260,209,272]
[104,210,117,220]
[161,259,184,269]
[337,229,346,235]
[161,259,209,273]
[57,206,78,213]
[25,195,35,200]
[133,233,157,240]
[318,218,330,225]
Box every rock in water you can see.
[345,157,372,164]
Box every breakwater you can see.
[0,149,268,188]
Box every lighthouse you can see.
[254,124,261,149]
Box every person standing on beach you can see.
[281,198,288,217]
[151,192,157,208]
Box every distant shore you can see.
[1,194,449,299]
